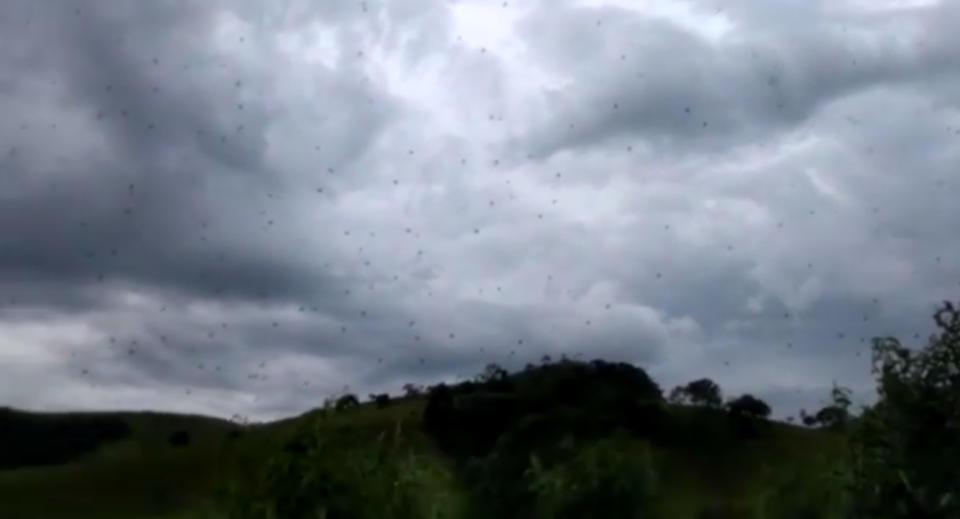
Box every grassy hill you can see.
[0,402,430,519]
[0,364,850,519]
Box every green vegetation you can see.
[1,299,958,518]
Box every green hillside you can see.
[0,367,849,519]
[0,408,274,518]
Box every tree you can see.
[402,383,423,398]
[335,393,360,410]
[799,409,819,427]
[476,363,509,384]
[799,383,854,431]
[846,300,960,518]
[686,378,723,407]
[725,394,771,420]
[668,386,686,404]
[820,383,853,430]
[669,378,722,408]
[725,394,771,439]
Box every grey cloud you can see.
[0,0,957,421]
[518,1,960,159]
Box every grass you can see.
[0,401,848,519]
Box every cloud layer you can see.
[1,0,958,421]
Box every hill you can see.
[0,360,849,519]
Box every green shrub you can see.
[220,422,460,519]
[523,432,660,519]
[846,301,960,518]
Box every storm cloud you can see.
[1,0,958,421]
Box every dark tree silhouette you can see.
[669,378,723,408]
[799,409,819,427]
[725,394,771,420]
[402,383,423,398]
[476,363,509,384]
[335,394,360,410]
[798,384,853,430]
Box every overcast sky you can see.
[1,0,958,422]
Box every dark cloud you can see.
[0,0,958,421]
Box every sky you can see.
[1,0,958,423]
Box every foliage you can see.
[402,384,424,398]
[725,394,771,420]
[723,394,772,439]
[669,378,723,408]
[476,363,509,384]
[800,384,854,431]
[0,356,860,519]
[799,409,819,427]
[334,394,360,411]
[523,432,660,519]
[845,300,960,518]
[221,420,460,519]
[422,358,666,459]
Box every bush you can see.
[669,378,723,408]
[221,423,462,519]
[523,432,660,519]
[846,300,960,518]
[725,394,771,420]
